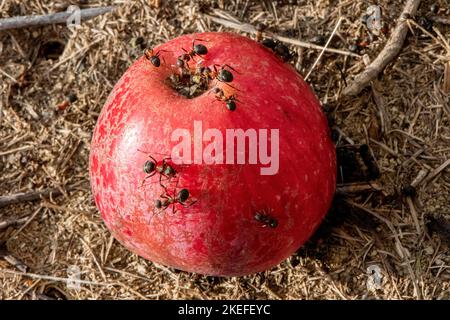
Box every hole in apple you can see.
[166,67,210,99]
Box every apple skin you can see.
[89,32,336,276]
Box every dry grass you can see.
[0,0,449,300]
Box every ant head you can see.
[143,48,153,59]
[193,43,208,55]
[150,56,161,67]
[218,69,233,82]
[155,199,162,209]
[269,219,278,228]
[143,160,156,174]
[177,189,190,203]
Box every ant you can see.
[199,64,239,89]
[140,152,178,187]
[154,183,197,216]
[254,209,278,228]
[178,39,208,66]
[261,38,293,62]
[210,87,238,111]
[144,48,170,67]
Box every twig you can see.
[3,255,28,273]
[0,6,116,31]
[80,238,107,282]
[410,169,429,188]
[336,182,383,195]
[443,61,450,94]
[429,16,450,26]
[0,268,113,286]
[406,197,421,234]
[0,215,29,230]
[343,0,422,96]
[0,181,87,208]
[204,13,360,58]
[9,207,42,240]
[305,17,343,80]
[423,158,450,185]
[0,243,28,272]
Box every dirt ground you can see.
[0,0,449,300]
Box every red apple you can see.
[89,32,336,276]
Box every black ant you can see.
[178,39,208,66]
[210,87,238,111]
[261,38,293,62]
[140,152,178,187]
[254,210,278,228]
[200,64,239,89]
[154,184,197,216]
[144,48,170,67]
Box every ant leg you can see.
[212,63,241,75]
[148,154,157,163]
[140,171,156,187]
[180,48,195,64]
[181,200,197,208]
[221,64,240,73]
[172,202,177,215]
[219,80,239,91]
[159,174,168,189]
[149,207,163,222]
[160,183,170,197]
[193,38,208,45]
[171,176,183,214]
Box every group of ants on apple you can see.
[138,37,291,228]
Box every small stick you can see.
[343,0,422,96]
[0,6,116,31]
[406,197,421,234]
[410,169,429,188]
[0,182,87,208]
[443,61,450,94]
[204,13,360,58]
[429,16,450,26]
[305,17,343,80]
[0,215,29,230]
[423,158,450,186]
[336,182,383,195]
[0,268,113,286]
[0,244,28,272]
[3,255,28,273]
